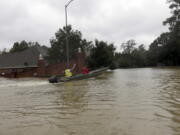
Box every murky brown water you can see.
[0,68,180,135]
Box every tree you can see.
[117,40,148,68]
[121,40,136,54]
[87,40,116,69]
[9,41,42,54]
[148,33,170,66]
[28,41,41,47]
[163,0,180,32]
[147,0,180,66]
[10,41,29,53]
[132,44,148,67]
[161,0,180,65]
[117,40,137,67]
[47,25,93,63]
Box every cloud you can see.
[0,0,170,50]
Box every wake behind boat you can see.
[49,67,108,83]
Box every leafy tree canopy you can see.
[9,41,41,53]
[47,25,93,64]
[116,40,148,68]
[163,0,180,31]
[87,39,116,69]
[121,40,136,54]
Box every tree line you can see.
[115,0,180,68]
[1,0,180,69]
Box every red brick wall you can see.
[0,68,13,77]
[0,52,85,78]
[37,59,46,77]
[76,52,85,73]
[36,52,85,77]
[0,68,37,78]
[16,68,37,78]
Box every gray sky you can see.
[0,0,170,50]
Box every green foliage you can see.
[147,0,180,66]
[5,0,180,69]
[9,41,41,53]
[87,40,116,69]
[10,41,29,53]
[147,33,169,66]
[47,25,93,64]
[116,40,148,68]
[90,0,180,68]
[121,40,136,54]
[163,0,180,31]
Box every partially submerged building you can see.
[0,46,85,78]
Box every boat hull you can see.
[49,67,108,83]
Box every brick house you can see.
[0,46,85,78]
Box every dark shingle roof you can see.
[0,46,48,69]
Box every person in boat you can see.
[65,64,76,78]
[65,69,72,78]
[82,66,89,75]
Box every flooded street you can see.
[0,68,180,135]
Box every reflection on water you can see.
[154,69,180,135]
[0,68,180,135]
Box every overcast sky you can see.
[0,0,170,50]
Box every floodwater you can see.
[0,68,180,135]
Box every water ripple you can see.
[0,68,180,135]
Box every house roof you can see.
[0,46,48,69]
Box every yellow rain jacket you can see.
[65,69,72,78]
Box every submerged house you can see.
[0,46,85,78]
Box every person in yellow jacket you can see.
[65,69,72,78]
[64,64,76,78]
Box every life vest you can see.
[65,69,72,77]
[82,67,89,74]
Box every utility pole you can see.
[65,0,74,68]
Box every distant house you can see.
[0,46,85,78]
